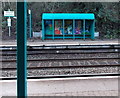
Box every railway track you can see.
[1,51,119,56]
[1,44,119,56]
[1,64,119,70]
[1,44,120,52]
[1,44,119,77]
[1,73,120,80]
[1,57,119,62]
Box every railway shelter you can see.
[42,13,95,40]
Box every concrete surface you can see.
[1,76,118,96]
[0,39,118,46]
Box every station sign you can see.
[4,11,14,17]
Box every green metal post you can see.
[83,19,85,40]
[52,19,54,40]
[31,12,33,38]
[73,19,75,40]
[42,19,44,40]
[63,19,64,39]
[91,20,95,40]
[17,1,27,98]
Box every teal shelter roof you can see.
[42,13,95,20]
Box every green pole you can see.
[52,19,54,40]
[73,19,75,40]
[63,19,64,40]
[42,19,44,40]
[17,1,27,97]
[83,19,85,40]
[31,12,33,38]
[91,20,95,40]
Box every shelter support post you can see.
[83,19,85,40]
[63,19,65,40]
[91,20,95,40]
[73,19,75,40]
[42,19,44,40]
[52,19,54,40]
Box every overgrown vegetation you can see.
[2,2,119,40]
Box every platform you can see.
[0,39,119,46]
[1,76,118,96]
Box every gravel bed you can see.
[2,67,119,77]
[2,59,119,68]
[1,49,119,77]
[2,53,118,60]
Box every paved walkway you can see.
[2,76,118,96]
[35,90,118,96]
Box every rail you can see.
[1,57,119,62]
[1,44,120,51]
[1,73,120,80]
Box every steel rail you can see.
[1,51,119,56]
[1,57,119,62]
[2,47,120,51]
[1,45,120,51]
[1,73,120,80]
[1,64,119,70]
[1,44,120,48]
[26,44,120,47]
